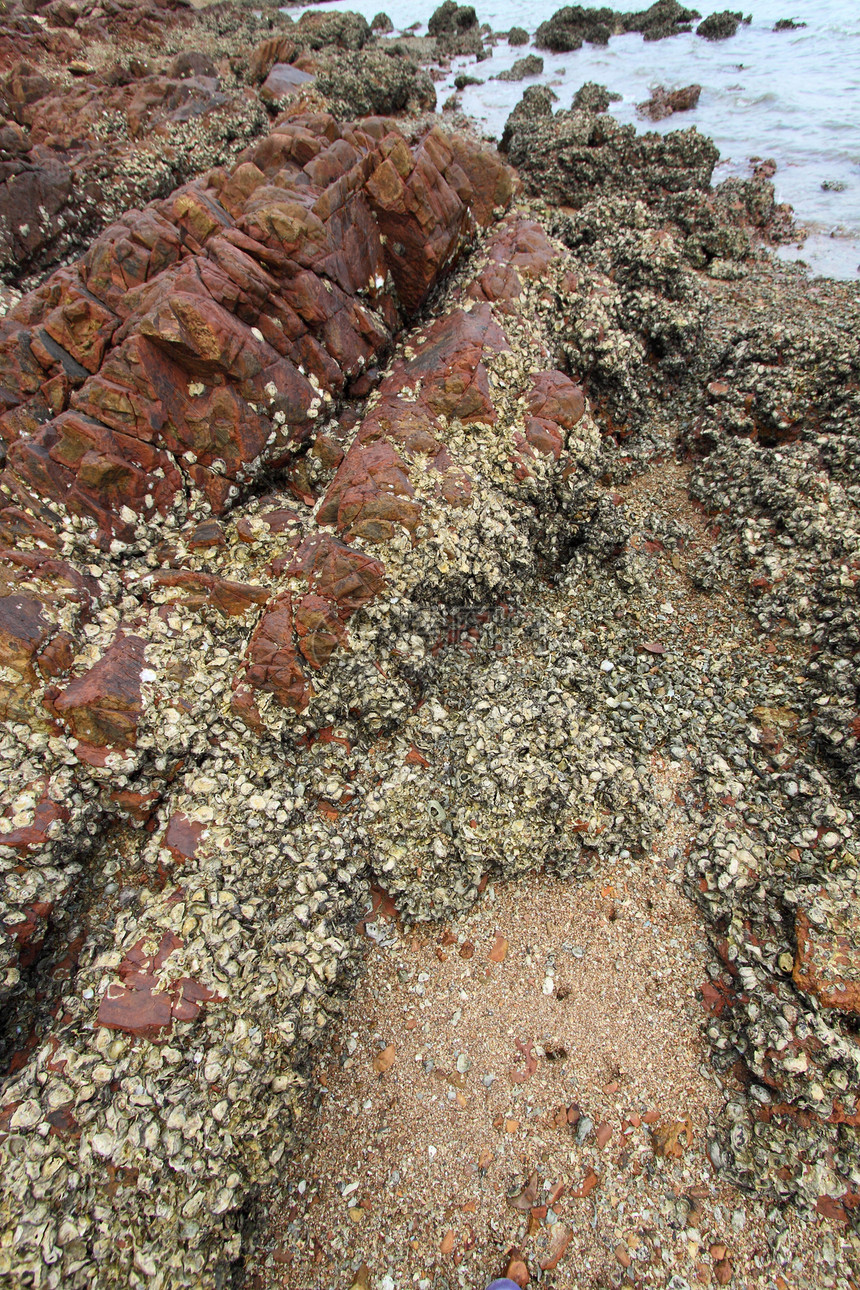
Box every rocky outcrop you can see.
[0,0,442,286]
[697,9,744,39]
[572,81,622,113]
[637,82,702,120]
[0,111,604,1290]
[501,92,719,208]
[497,54,544,81]
[310,49,436,118]
[0,56,267,284]
[536,1,702,51]
[428,0,486,58]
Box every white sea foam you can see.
[286,0,860,279]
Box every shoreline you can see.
[0,4,858,1288]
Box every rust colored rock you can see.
[295,594,348,670]
[97,930,218,1038]
[240,593,312,715]
[0,594,53,719]
[396,304,508,423]
[0,114,513,545]
[277,534,386,618]
[468,216,558,306]
[109,788,161,825]
[233,533,386,720]
[53,633,146,748]
[249,35,298,83]
[445,133,514,227]
[188,519,226,549]
[0,780,68,852]
[793,902,860,1014]
[98,981,174,1038]
[148,571,269,618]
[163,812,205,862]
[527,370,585,430]
[365,128,474,313]
[637,84,702,122]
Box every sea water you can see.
[286,0,860,280]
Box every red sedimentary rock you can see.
[794,903,860,1014]
[162,812,205,862]
[0,113,509,551]
[97,930,219,1038]
[52,633,146,748]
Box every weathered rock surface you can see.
[637,82,702,121]
[697,9,744,39]
[536,1,702,51]
[502,91,720,208]
[0,0,438,285]
[0,112,588,1290]
[0,19,859,1290]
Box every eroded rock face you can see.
[0,114,509,559]
[0,114,600,1290]
[0,0,440,285]
[0,31,269,283]
[502,94,719,208]
[0,108,512,1019]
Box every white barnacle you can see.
[188,382,205,397]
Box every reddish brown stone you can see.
[0,115,514,545]
[0,593,54,720]
[53,633,146,748]
[148,571,269,618]
[240,592,312,714]
[526,370,585,430]
[469,217,557,306]
[793,902,860,1014]
[162,812,205,862]
[97,930,218,1038]
[109,788,161,825]
[187,519,226,549]
[295,593,348,670]
[0,781,68,852]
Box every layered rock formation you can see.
[0,108,607,1289]
[1,20,859,1290]
[0,0,436,286]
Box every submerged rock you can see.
[497,54,544,81]
[637,83,702,120]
